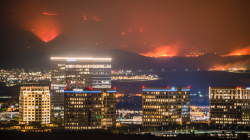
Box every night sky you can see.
[1,0,250,56]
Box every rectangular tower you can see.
[50,57,111,118]
[142,87,190,127]
[209,86,250,126]
[64,88,116,130]
[19,86,50,124]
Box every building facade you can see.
[142,87,190,127]
[50,57,111,117]
[64,88,116,130]
[19,86,50,124]
[209,86,250,126]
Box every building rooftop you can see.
[64,88,116,93]
[210,86,250,89]
[142,87,190,91]
[50,57,111,61]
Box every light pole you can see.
[128,129,129,133]
[139,128,140,133]
[162,127,163,134]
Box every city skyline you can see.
[1,0,250,139]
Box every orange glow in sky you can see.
[30,18,61,42]
[92,15,99,21]
[84,15,87,20]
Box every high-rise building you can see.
[64,88,116,130]
[209,86,250,126]
[19,86,50,124]
[50,57,111,117]
[142,87,190,127]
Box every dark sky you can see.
[1,0,250,56]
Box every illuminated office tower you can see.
[209,86,250,126]
[64,88,116,130]
[19,86,50,124]
[50,57,111,117]
[142,87,190,127]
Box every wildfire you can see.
[31,18,61,42]
[140,45,180,58]
[43,12,63,16]
[211,59,250,71]
[211,67,246,71]
[223,46,250,56]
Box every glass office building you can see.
[142,87,190,127]
[50,57,111,118]
[64,88,116,130]
[209,86,250,126]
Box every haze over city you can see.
[1,0,250,56]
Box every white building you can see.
[19,86,50,124]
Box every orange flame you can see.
[43,12,63,16]
[212,59,250,71]
[224,46,250,56]
[140,45,180,57]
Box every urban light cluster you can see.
[0,69,50,86]
[112,74,158,80]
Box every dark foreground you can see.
[0,131,248,140]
